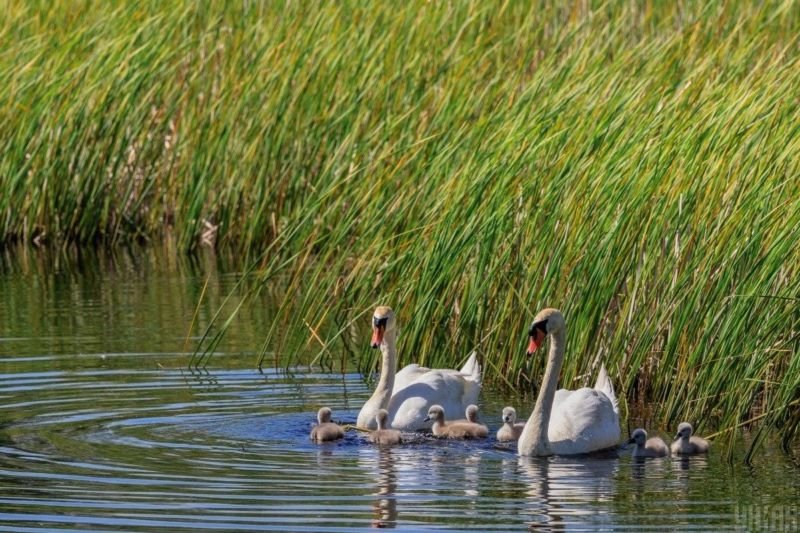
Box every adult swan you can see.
[518,308,620,456]
[356,306,481,431]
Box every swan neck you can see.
[372,331,397,406]
[524,329,566,455]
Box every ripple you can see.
[0,355,797,531]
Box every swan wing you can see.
[392,364,429,395]
[387,370,478,431]
[391,352,480,396]
[547,387,620,455]
[593,363,619,415]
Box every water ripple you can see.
[0,356,798,531]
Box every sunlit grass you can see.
[1,0,799,456]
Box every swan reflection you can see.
[517,454,620,530]
[358,446,399,528]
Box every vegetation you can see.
[1,1,799,457]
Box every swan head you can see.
[423,404,445,424]
[375,409,390,430]
[465,404,479,423]
[317,407,333,424]
[628,428,648,446]
[676,422,693,440]
[502,406,517,424]
[371,306,396,348]
[526,308,565,355]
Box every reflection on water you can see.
[359,447,398,528]
[0,246,799,531]
[518,455,618,530]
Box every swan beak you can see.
[423,415,431,422]
[627,438,636,444]
[371,326,384,348]
[526,330,546,355]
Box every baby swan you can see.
[628,428,669,458]
[496,406,525,442]
[310,407,344,443]
[369,409,402,445]
[670,422,710,455]
[451,404,481,424]
[424,405,488,439]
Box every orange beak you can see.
[371,326,384,348]
[527,329,546,355]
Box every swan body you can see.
[310,407,344,443]
[357,306,482,431]
[670,422,709,455]
[497,406,526,442]
[628,428,669,458]
[518,308,620,456]
[369,409,402,446]
[425,405,489,439]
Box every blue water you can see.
[0,247,798,531]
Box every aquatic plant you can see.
[2,1,799,455]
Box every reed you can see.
[1,1,798,455]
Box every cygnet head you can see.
[375,409,390,430]
[676,422,693,440]
[526,308,566,355]
[502,406,517,424]
[371,306,397,348]
[628,428,647,446]
[424,405,445,424]
[317,407,333,424]
[466,404,479,423]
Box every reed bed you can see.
[1,1,799,456]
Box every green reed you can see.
[1,1,798,456]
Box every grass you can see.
[1,1,799,457]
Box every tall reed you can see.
[1,1,798,455]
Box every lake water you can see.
[1,246,798,531]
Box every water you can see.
[1,246,799,531]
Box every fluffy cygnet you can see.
[628,428,669,458]
[670,422,710,455]
[310,407,344,443]
[451,404,481,424]
[424,405,488,439]
[369,409,402,445]
[496,406,525,442]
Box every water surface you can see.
[1,246,798,531]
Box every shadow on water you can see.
[1,246,799,531]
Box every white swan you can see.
[518,308,620,456]
[356,306,482,431]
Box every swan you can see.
[310,407,344,443]
[517,308,620,456]
[497,406,525,442]
[670,422,709,455]
[450,404,480,424]
[369,409,403,445]
[628,428,669,458]
[424,405,489,439]
[356,306,482,431]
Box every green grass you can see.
[1,1,799,457]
